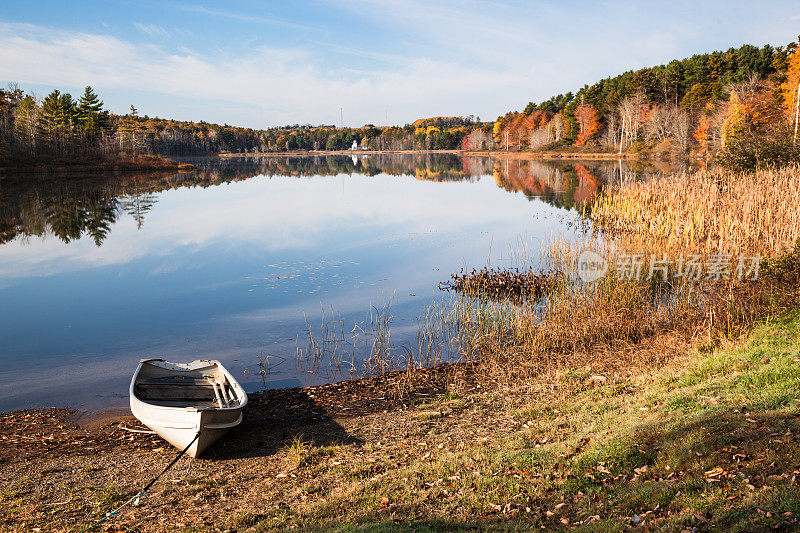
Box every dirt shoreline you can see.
[0,364,468,459]
[0,365,473,531]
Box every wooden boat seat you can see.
[135,384,215,402]
[136,377,213,386]
[144,399,221,408]
[134,377,240,405]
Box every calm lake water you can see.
[0,154,676,412]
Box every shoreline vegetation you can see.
[3,164,800,531]
[0,153,194,175]
[0,148,649,177]
[1,147,653,176]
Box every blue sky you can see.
[1,1,798,128]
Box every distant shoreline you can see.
[0,155,194,177]
[218,149,647,161]
[218,149,463,157]
[0,150,662,178]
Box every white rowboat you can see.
[129,359,247,458]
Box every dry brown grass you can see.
[447,242,700,387]
[591,165,800,257]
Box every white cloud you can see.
[0,21,537,126]
[177,5,319,32]
[133,22,170,38]
[0,1,797,127]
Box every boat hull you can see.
[129,359,247,458]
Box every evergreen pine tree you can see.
[40,90,77,153]
[39,90,64,137]
[76,86,109,135]
[60,92,76,139]
[13,95,39,154]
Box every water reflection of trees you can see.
[1,155,491,247]
[185,153,492,182]
[0,155,678,247]
[1,178,122,246]
[492,159,685,211]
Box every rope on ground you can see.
[75,431,200,533]
[118,425,157,434]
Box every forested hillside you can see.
[0,84,485,167]
[494,40,800,167]
[3,38,800,168]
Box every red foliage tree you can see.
[574,103,600,146]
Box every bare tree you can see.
[601,115,619,148]
[726,73,761,101]
[617,91,649,150]
[643,104,692,152]
[462,128,493,150]
[673,109,691,151]
[646,106,670,143]
[528,126,551,149]
[13,94,39,156]
[551,115,563,142]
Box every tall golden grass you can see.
[591,165,800,257]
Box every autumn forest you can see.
[2,40,800,170]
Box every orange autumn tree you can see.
[694,114,711,155]
[528,109,552,129]
[745,84,783,128]
[574,103,600,146]
[780,46,800,122]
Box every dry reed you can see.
[591,165,800,257]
